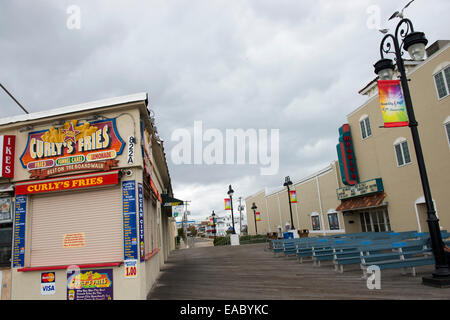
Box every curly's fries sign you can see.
[14,171,119,195]
[20,119,125,177]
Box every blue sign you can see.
[122,181,138,260]
[13,195,27,268]
[138,183,145,262]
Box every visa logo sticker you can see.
[41,283,56,295]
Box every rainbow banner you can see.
[255,212,261,221]
[377,80,409,128]
[224,198,231,210]
[289,190,297,203]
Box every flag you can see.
[377,80,409,127]
[224,198,231,210]
[290,190,297,203]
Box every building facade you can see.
[246,40,450,237]
[246,161,345,236]
[341,40,450,234]
[0,93,176,300]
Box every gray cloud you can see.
[1,0,449,220]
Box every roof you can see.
[0,92,148,126]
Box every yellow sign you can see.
[63,233,86,248]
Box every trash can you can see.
[283,232,294,239]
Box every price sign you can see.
[124,260,137,279]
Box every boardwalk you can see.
[148,242,450,300]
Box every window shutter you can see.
[360,120,367,139]
[444,67,450,91]
[446,122,450,145]
[434,72,448,99]
[395,144,404,166]
[365,118,372,137]
[402,141,411,164]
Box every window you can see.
[445,120,450,147]
[434,66,450,99]
[0,227,12,267]
[311,214,321,231]
[327,212,340,230]
[360,116,372,139]
[359,209,391,232]
[394,138,411,166]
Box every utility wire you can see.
[0,83,29,114]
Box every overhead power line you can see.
[0,82,29,114]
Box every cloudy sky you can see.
[1,0,449,222]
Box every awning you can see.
[336,192,387,212]
[0,184,14,193]
[161,194,184,207]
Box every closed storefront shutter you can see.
[30,187,123,267]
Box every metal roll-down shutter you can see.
[30,187,123,267]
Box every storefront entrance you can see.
[359,207,391,232]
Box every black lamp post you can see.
[211,210,216,239]
[283,176,295,230]
[374,18,450,286]
[251,202,258,235]
[227,185,236,234]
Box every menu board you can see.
[138,183,145,262]
[122,181,138,260]
[13,195,27,268]
[67,269,113,300]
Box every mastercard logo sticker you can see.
[41,272,55,283]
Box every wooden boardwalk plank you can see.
[148,242,450,300]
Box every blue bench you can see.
[331,239,431,276]
[310,231,420,266]
[314,239,398,267]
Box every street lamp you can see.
[283,176,295,231]
[374,18,450,286]
[227,185,236,234]
[211,210,217,239]
[251,202,258,235]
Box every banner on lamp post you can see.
[377,80,409,128]
[289,190,297,203]
[255,212,261,221]
[224,198,231,210]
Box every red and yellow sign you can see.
[20,119,125,175]
[67,271,112,290]
[255,212,261,221]
[15,171,119,195]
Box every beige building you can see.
[246,161,348,236]
[0,93,177,300]
[246,40,450,237]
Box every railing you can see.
[213,235,268,246]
